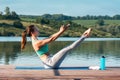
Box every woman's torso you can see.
[31,38,49,61]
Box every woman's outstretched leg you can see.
[43,28,92,69]
[51,36,86,68]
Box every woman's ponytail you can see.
[21,30,27,49]
[21,25,35,49]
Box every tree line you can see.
[0,7,20,20]
[20,14,120,21]
[1,7,120,21]
[77,15,120,20]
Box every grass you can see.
[0,20,14,24]
[104,20,120,25]
[72,20,120,27]
[0,20,57,36]
[72,20,97,27]
[1,19,120,37]
[20,18,36,22]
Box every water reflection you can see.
[0,42,21,64]
[0,40,120,66]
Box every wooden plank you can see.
[0,65,120,80]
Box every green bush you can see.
[13,21,24,29]
[96,19,105,26]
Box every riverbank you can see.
[0,65,120,80]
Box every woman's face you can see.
[33,26,40,36]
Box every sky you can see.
[0,0,120,16]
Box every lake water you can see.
[0,37,120,67]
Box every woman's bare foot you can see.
[82,28,92,37]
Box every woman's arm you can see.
[49,24,70,41]
[35,24,70,47]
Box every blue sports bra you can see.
[32,39,49,56]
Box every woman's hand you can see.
[59,24,70,32]
[82,28,92,38]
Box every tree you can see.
[42,14,52,19]
[4,7,10,15]
[36,17,49,25]
[0,11,3,19]
[13,20,23,28]
[86,15,90,20]
[11,11,20,20]
[96,19,105,26]
[0,11,3,15]
[113,15,120,20]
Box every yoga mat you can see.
[15,66,89,70]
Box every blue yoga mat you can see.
[15,66,89,70]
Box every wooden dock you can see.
[0,65,120,80]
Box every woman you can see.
[21,24,91,69]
